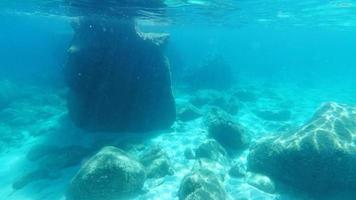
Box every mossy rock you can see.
[248,102,356,194]
[67,146,146,200]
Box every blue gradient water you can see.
[0,1,356,200]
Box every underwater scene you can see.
[1,0,356,200]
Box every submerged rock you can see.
[254,109,292,121]
[67,146,146,200]
[178,104,202,122]
[195,139,227,162]
[248,102,356,194]
[139,147,174,178]
[206,109,249,153]
[246,172,276,194]
[65,16,175,132]
[178,169,226,200]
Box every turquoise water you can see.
[1,1,356,200]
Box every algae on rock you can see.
[248,102,356,194]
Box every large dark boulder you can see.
[65,17,176,132]
[248,102,356,194]
[66,146,146,200]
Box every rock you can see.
[195,139,227,161]
[139,147,173,178]
[246,172,276,194]
[254,109,292,121]
[184,56,235,90]
[66,146,146,200]
[248,102,356,194]
[178,169,226,200]
[65,16,176,133]
[206,109,249,153]
[178,104,202,122]
[234,90,257,102]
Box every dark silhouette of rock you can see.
[67,146,146,200]
[65,17,176,132]
[248,102,356,195]
[178,168,226,200]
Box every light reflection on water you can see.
[0,0,355,29]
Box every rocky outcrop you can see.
[248,102,356,194]
[66,146,146,200]
[205,109,249,153]
[177,104,202,122]
[65,0,175,133]
[178,168,226,200]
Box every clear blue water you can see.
[0,1,356,200]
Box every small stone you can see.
[140,147,173,179]
[246,172,276,194]
[178,168,226,200]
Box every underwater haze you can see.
[1,0,356,200]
